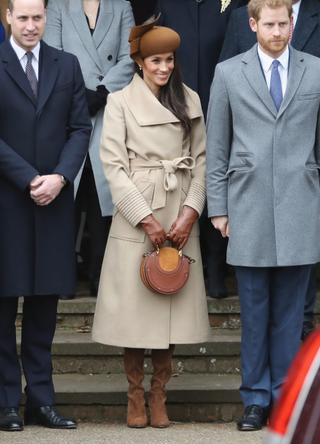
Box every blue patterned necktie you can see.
[270,60,282,112]
[25,52,38,100]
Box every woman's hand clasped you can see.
[167,206,198,250]
[140,215,167,250]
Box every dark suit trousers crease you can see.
[235,265,310,409]
[0,295,58,409]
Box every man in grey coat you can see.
[219,0,320,342]
[206,0,320,432]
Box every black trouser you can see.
[75,165,111,258]
[0,295,58,409]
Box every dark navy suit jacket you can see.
[0,39,92,297]
[219,0,320,62]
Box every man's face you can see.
[6,0,46,52]
[250,5,292,58]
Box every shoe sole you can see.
[0,425,24,432]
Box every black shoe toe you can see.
[301,321,315,341]
[0,407,23,431]
[24,406,77,429]
[237,405,269,431]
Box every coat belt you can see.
[129,157,195,210]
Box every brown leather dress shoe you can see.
[24,406,77,429]
[0,407,23,431]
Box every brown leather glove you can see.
[140,215,167,250]
[167,206,199,250]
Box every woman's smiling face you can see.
[142,52,174,95]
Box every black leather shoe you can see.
[301,321,315,341]
[237,405,269,431]
[24,406,77,429]
[0,407,23,431]
[59,294,75,300]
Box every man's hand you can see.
[211,216,229,238]
[30,174,65,206]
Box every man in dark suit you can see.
[155,0,249,300]
[0,0,91,432]
[219,0,320,342]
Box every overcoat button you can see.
[98,76,104,81]
[108,55,113,60]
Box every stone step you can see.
[16,330,242,376]
[20,373,244,423]
[16,292,320,330]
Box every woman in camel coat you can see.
[92,18,211,429]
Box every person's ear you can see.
[249,17,258,33]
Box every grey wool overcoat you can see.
[206,44,320,267]
[92,74,211,348]
[44,0,135,216]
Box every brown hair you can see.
[248,0,292,21]
[8,0,46,13]
[136,54,192,139]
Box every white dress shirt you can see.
[258,45,289,97]
[10,36,40,80]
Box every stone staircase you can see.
[15,278,320,423]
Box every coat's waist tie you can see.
[129,157,195,210]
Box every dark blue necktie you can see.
[25,52,38,100]
[270,60,282,112]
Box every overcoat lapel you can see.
[278,48,305,118]
[69,0,102,69]
[93,0,114,50]
[123,74,202,126]
[241,45,278,117]
[291,0,318,51]
[2,39,37,107]
[37,41,59,115]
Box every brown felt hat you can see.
[129,14,180,66]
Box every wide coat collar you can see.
[69,0,114,69]
[241,44,305,118]
[1,39,60,114]
[123,74,203,126]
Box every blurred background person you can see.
[154,0,249,299]
[44,0,135,298]
[129,0,157,25]
[0,11,5,43]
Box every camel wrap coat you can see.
[92,74,211,348]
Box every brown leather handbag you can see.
[140,247,195,295]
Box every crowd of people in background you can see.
[0,0,320,435]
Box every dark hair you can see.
[136,55,192,139]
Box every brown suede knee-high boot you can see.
[149,344,175,428]
[123,348,148,428]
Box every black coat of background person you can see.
[219,0,320,62]
[129,0,157,25]
[155,0,249,117]
[0,39,92,298]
